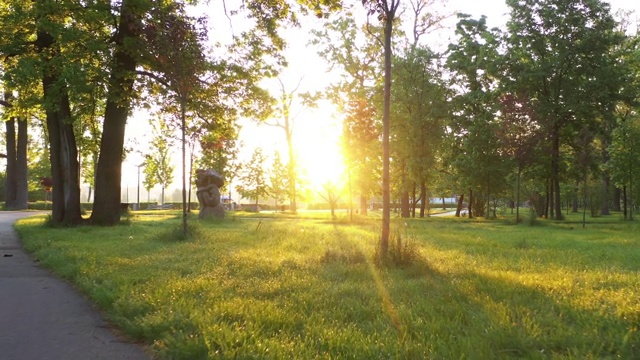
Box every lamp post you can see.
[137,163,144,210]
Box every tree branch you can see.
[135,70,170,88]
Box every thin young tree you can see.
[362,0,401,257]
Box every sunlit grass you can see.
[14,211,640,359]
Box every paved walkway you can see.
[0,211,151,360]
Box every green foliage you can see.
[268,151,289,210]
[15,212,640,359]
[236,148,269,207]
[446,14,510,215]
[144,118,175,204]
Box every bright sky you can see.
[119,0,640,203]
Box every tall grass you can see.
[14,211,640,359]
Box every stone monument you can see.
[195,169,225,219]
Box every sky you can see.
[116,0,640,204]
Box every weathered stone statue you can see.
[195,169,225,219]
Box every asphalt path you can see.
[0,211,151,360]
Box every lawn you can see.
[14,210,640,359]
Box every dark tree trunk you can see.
[551,125,563,220]
[455,194,464,217]
[516,167,521,223]
[4,118,17,210]
[442,197,446,210]
[91,1,141,225]
[544,178,550,219]
[411,183,416,218]
[623,185,628,220]
[613,187,621,212]
[486,181,491,219]
[400,191,410,218]
[37,25,82,225]
[601,143,611,215]
[15,119,29,209]
[419,182,427,218]
[468,189,473,219]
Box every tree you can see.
[269,151,289,212]
[236,148,269,211]
[312,15,382,216]
[609,112,640,220]
[447,14,508,219]
[362,0,401,256]
[319,181,343,219]
[264,77,307,215]
[504,0,627,220]
[497,93,542,223]
[2,94,29,210]
[391,46,448,218]
[145,119,175,206]
[142,3,208,236]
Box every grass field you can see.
[14,210,640,359]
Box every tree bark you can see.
[600,141,611,215]
[91,1,141,225]
[4,118,17,210]
[419,182,427,218]
[37,23,82,225]
[468,189,473,219]
[600,171,610,215]
[455,194,464,217]
[516,167,521,223]
[623,185,628,220]
[380,3,397,256]
[572,182,579,212]
[400,191,410,218]
[15,119,29,209]
[552,124,563,220]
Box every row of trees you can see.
[0,0,341,228]
[309,0,640,231]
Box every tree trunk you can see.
[181,99,187,237]
[87,185,92,203]
[572,182,579,212]
[623,185,627,220]
[600,173,610,216]
[4,118,17,210]
[612,187,621,212]
[486,180,491,219]
[468,189,473,219]
[360,196,368,216]
[411,183,416,218]
[380,6,396,256]
[400,191,410,218]
[91,0,140,225]
[15,119,28,209]
[455,194,464,217]
[600,143,611,215]
[552,124,563,220]
[516,167,521,223]
[419,182,427,218]
[37,24,82,226]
